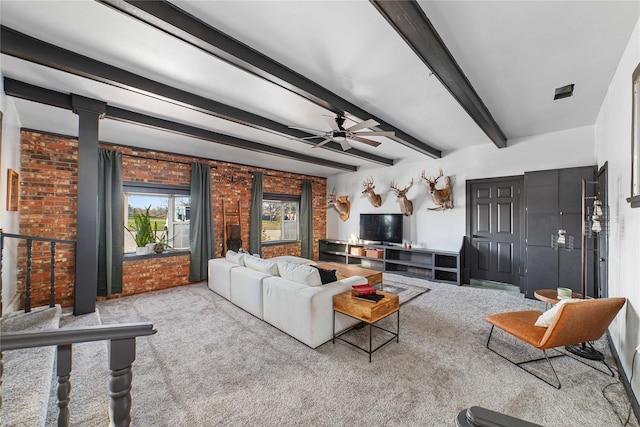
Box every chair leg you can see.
[486,326,562,389]
[561,342,616,378]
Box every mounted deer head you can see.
[328,190,350,222]
[390,178,414,216]
[421,168,454,211]
[361,177,382,207]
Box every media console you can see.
[318,239,462,286]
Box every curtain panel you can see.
[249,172,263,256]
[97,149,123,297]
[300,179,313,259]
[189,163,214,281]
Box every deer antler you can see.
[390,178,413,195]
[362,177,375,190]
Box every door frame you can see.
[597,162,609,298]
[464,175,525,289]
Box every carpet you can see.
[61,278,638,426]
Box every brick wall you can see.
[18,130,327,309]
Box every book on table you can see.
[354,293,385,303]
[352,284,377,295]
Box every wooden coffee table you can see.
[316,262,382,286]
[332,290,399,362]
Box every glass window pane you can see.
[262,201,281,241]
[261,199,299,242]
[124,193,190,253]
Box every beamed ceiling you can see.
[1,1,638,177]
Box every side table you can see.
[534,289,582,308]
[332,290,399,362]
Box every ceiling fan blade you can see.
[353,131,395,137]
[346,119,379,132]
[350,135,382,147]
[297,135,326,140]
[288,126,326,135]
[312,137,334,148]
[338,139,352,151]
[325,116,340,131]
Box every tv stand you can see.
[318,239,461,285]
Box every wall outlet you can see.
[635,343,640,353]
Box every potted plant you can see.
[126,205,153,255]
[152,222,172,254]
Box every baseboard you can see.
[469,279,520,293]
[607,331,640,422]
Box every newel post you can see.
[109,337,136,427]
[57,344,72,427]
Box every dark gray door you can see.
[469,178,523,286]
[524,166,596,299]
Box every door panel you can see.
[497,242,513,274]
[476,241,490,271]
[476,204,491,232]
[469,178,522,285]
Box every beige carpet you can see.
[60,279,638,426]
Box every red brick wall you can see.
[18,130,327,309]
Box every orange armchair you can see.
[485,297,626,388]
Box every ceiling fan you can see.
[290,115,394,151]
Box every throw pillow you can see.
[225,250,245,266]
[534,298,583,327]
[277,260,322,287]
[244,255,279,276]
[312,265,338,285]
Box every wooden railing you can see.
[0,322,157,427]
[0,232,76,312]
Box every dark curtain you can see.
[300,179,313,259]
[189,163,214,281]
[249,172,263,256]
[97,149,123,297]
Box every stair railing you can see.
[0,322,157,427]
[0,232,77,312]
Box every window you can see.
[124,183,190,253]
[261,195,299,243]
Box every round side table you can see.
[534,289,582,306]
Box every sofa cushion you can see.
[277,260,322,287]
[270,255,317,266]
[312,265,338,285]
[225,250,245,266]
[244,255,279,276]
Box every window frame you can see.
[261,193,301,245]
[629,62,640,208]
[123,182,191,256]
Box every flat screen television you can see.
[359,213,403,244]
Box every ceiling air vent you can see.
[554,84,575,100]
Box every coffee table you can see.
[332,290,399,362]
[316,262,382,286]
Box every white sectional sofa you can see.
[208,252,366,348]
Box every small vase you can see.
[154,243,164,254]
[136,246,148,256]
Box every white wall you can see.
[594,16,640,400]
[327,125,596,251]
[1,76,23,314]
